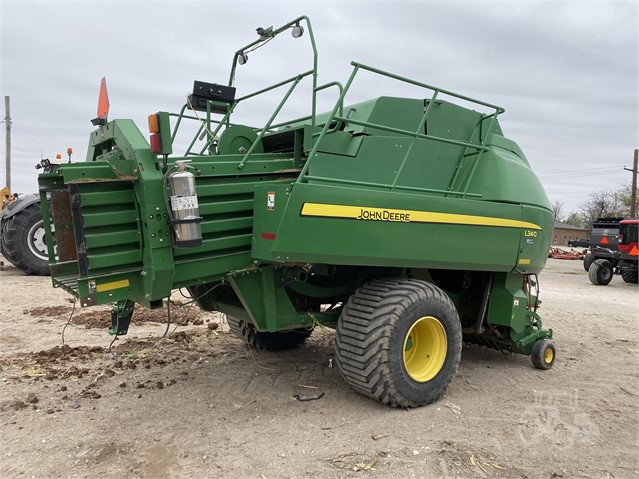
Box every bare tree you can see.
[577,190,626,227]
[617,183,638,218]
[551,200,565,222]
[562,183,638,229]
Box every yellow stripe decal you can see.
[96,279,130,293]
[518,258,531,265]
[300,203,542,230]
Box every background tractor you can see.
[582,217,622,272]
[37,17,555,407]
[581,217,638,285]
[587,219,638,285]
[0,158,61,275]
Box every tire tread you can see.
[621,269,638,284]
[335,278,462,408]
[2,204,49,275]
[226,315,311,351]
[588,259,613,286]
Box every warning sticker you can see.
[171,195,198,211]
[267,192,275,211]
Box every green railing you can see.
[228,16,319,128]
[297,61,505,198]
[169,16,329,163]
[166,18,503,199]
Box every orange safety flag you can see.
[97,77,109,120]
[600,236,609,245]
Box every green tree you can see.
[563,211,585,228]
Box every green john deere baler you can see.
[38,17,555,407]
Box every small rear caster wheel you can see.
[531,339,555,370]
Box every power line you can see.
[537,166,626,180]
[536,165,625,177]
[540,172,626,181]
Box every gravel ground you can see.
[0,255,637,478]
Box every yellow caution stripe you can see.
[96,279,130,293]
[300,203,542,230]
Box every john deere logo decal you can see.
[300,203,542,230]
[357,208,410,222]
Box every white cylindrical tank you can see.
[169,170,202,248]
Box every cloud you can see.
[1,1,636,213]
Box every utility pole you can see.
[631,149,638,218]
[4,96,10,191]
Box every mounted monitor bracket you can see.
[187,81,236,114]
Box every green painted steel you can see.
[38,17,553,360]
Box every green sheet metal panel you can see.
[517,205,554,273]
[254,183,545,272]
[464,143,551,208]
[308,138,465,194]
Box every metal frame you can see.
[36,17,553,361]
[297,61,505,199]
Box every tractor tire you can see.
[531,339,556,370]
[226,315,312,351]
[621,269,638,284]
[583,253,594,272]
[0,219,12,261]
[334,278,462,408]
[588,259,613,286]
[1,204,50,275]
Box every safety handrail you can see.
[169,103,237,156]
[296,61,504,199]
[447,113,500,194]
[198,102,239,155]
[236,70,314,103]
[168,16,320,158]
[390,89,440,190]
[296,63,361,182]
[353,62,505,113]
[228,16,318,130]
[331,116,489,151]
[169,70,314,157]
[301,175,482,198]
[237,74,305,169]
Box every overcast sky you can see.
[1,0,637,214]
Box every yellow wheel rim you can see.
[403,316,447,382]
[544,347,554,363]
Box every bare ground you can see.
[0,254,637,478]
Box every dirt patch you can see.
[33,344,105,362]
[24,305,71,318]
[1,257,638,478]
[0,327,222,387]
[1,344,103,382]
[22,301,206,329]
